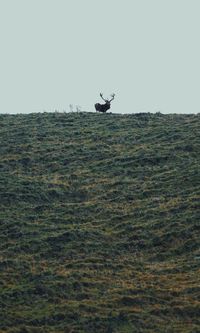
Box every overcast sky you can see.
[0,0,200,114]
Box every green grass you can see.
[0,111,200,332]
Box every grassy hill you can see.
[0,111,200,333]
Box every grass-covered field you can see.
[0,111,200,333]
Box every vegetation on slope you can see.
[0,111,200,333]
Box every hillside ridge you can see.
[0,112,200,333]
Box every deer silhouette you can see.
[95,93,115,113]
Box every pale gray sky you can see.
[0,0,200,114]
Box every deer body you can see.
[95,93,115,113]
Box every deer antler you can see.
[100,93,107,102]
[109,93,115,102]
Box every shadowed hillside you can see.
[0,111,200,333]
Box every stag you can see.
[95,93,115,113]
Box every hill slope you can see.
[0,112,200,333]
